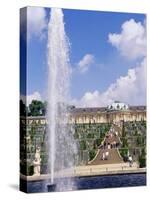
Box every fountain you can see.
[47,8,77,192]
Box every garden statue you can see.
[33,147,41,176]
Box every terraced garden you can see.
[20,119,146,176]
[119,121,146,167]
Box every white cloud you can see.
[78,54,95,73]
[108,19,146,60]
[27,7,47,40]
[72,58,146,107]
[21,91,42,106]
[27,91,42,106]
[72,19,147,108]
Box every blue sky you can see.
[25,7,146,107]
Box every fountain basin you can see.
[21,172,146,193]
[47,183,56,192]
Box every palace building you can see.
[69,101,146,124]
[24,101,146,126]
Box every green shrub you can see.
[119,148,128,161]
[87,133,94,138]
[122,138,128,148]
[74,131,79,139]
[95,138,102,147]
[139,156,146,168]
[21,164,34,176]
[89,150,96,161]
[27,165,34,176]
[136,136,142,146]
[80,140,86,150]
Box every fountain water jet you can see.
[47,8,77,191]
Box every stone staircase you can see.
[88,124,123,165]
[89,148,123,165]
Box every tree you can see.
[122,120,126,137]
[42,101,47,116]
[28,100,46,116]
